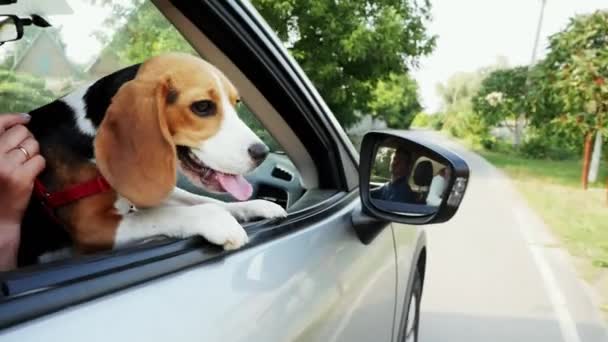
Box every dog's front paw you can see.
[225,199,287,222]
[188,204,249,250]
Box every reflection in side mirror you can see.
[0,15,22,44]
[369,139,451,217]
[358,131,470,229]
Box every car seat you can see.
[412,160,433,203]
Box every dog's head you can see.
[94,53,268,207]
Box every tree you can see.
[97,1,195,65]
[472,66,529,146]
[96,0,434,129]
[436,57,507,114]
[541,10,608,188]
[250,0,435,127]
[435,63,501,142]
[0,70,55,113]
[369,73,421,129]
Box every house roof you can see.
[11,28,79,76]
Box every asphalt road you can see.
[410,130,608,342]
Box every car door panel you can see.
[392,224,426,340]
[0,195,397,342]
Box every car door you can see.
[1,198,399,342]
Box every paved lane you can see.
[411,131,608,342]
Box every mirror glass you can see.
[369,138,451,216]
[0,16,19,43]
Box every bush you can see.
[430,114,444,130]
[519,135,577,160]
[480,135,497,150]
[411,112,444,130]
[410,112,430,128]
[442,110,489,141]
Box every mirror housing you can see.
[0,15,22,43]
[358,131,470,226]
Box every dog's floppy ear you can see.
[94,78,176,208]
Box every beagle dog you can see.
[20,53,286,264]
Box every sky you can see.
[412,0,606,113]
[53,0,114,65]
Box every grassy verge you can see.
[479,149,608,316]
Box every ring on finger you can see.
[17,146,30,160]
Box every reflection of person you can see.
[371,147,416,202]
[426,167,449,206]
[0,114,45,271]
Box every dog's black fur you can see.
[19,64,141,266]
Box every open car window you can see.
[1,0,304,207]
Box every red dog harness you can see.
[33,174,112,223]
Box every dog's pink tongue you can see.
[216,173,253,201]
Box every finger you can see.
[4,137,39,165]
[3,148,28,167]
[20,155,45,183]
[18,136,39,158]
[0,113,31,133]
[0,125,31,154]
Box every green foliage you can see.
[520,136,576,160]
[95,0,434,131]
[369,73,421,128]
[411,112,443,129]
[441,110,482,138]
[429,114,444,130]
[472,66,529,128]
[437,70,486,111]
[525,62,564,129]
[251,0,435,128]
[99,1,196,65]
[0,69,55,113]
[541,10,608,137]
[410,112,430,128]
[436,64,503,141]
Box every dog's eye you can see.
[191,100,216,117]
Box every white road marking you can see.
[514,207,582,342]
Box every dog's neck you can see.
[26,63,141,191]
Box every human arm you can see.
[426,175,446,206]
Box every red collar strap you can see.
[34,174,112,209]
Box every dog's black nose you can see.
[248,143,269,164]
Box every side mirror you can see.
[355,131,469,241]
[0,15,22,44]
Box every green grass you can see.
[479,149,608,317]
[480,150,608,188]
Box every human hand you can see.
[0,114,45,266]
[0,113,45,270]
